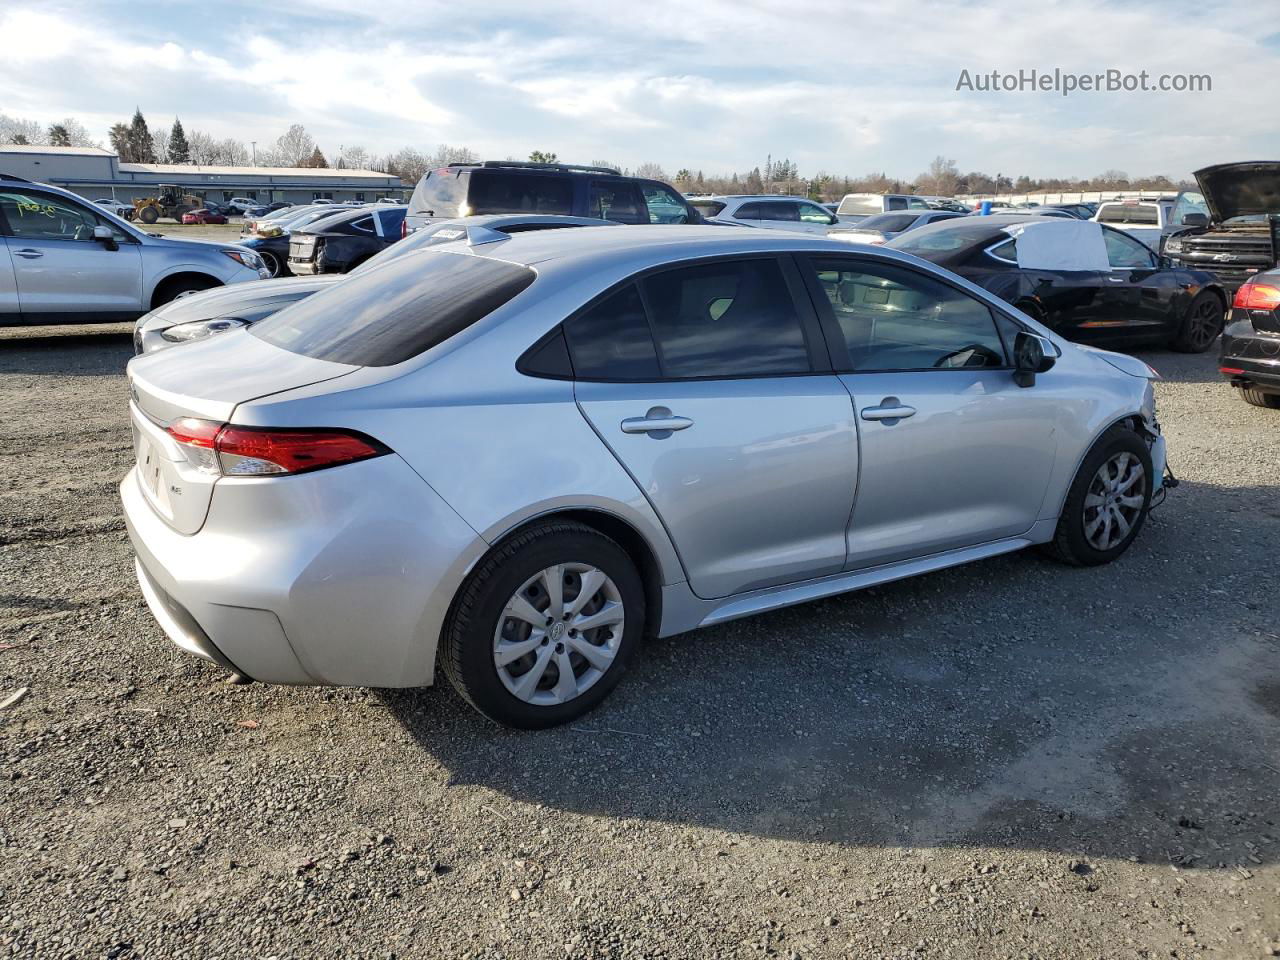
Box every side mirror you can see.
[1180,212,1208,227]
[92,225,118,251]
[1013,331,1056,387]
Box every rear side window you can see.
[409,169,469,218]
[251,252,535,366]
[588,182,646,224]
[469,172,573,216]
[755,202,799,222]
[348,216,375,234]
[733,202,763,219]
[565,284,661,380]
[642,259,811,377]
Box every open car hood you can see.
[1193,162,1280,222]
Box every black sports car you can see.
[888,215,1229,352]
[287,206,407,275]
[1220,267,1280,408]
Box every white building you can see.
[0,145,407,205]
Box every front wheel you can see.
[1170,291,1224,353]
[441,522,645,729]
[1042,425,1153,566]
[259,251,282,278]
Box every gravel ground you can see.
[1,325,1278,960]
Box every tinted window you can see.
[806,258,1007,372]
[690,200,727,217]
[642,259,811,377]
[376,208,406,234]
[887,197,908,210]
[1103,229,1156,268]
[857,213,920,233]
[889,221,1005,255]
[251,252,535,366]
[987,238,1018,262]
[348,216,375,234]
[408,168,469,218]
[588,182,646,224]
[733,202,763,219]
[564,284,661,380]
[470,173,573,216]
[756,202,799,222]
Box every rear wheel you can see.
[138,205,159,225]
[441,521,644,729]
[1241,386,1280,409]
[1042,425,1153,566]
[1170,291,1224,353]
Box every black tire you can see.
[153,276,218,307]
[138,205,159,225]
[259,251,282,278]
[1169,291,1224,353]
[441,521,645,729]
[1041,424,1154,566]
[1241,387,1280,409]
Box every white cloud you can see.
[0,0,1275,180]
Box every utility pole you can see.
[765,153,771,193]
[251,141,257,165]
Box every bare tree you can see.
[272,124,316,167]
[634,161,667,181]
[915,156,960,196]
[0,114,45,144]
[186,130,250,166]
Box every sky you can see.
[1,0,1277,181]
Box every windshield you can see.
[1170,191,1209,226]
[251,251,536,366]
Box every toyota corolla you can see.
[121,226,1168,728]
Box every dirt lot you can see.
[1,325,1278,960]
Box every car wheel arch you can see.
[469,506,669,639]
[150,272,223,309]
[1048,412,1150,519]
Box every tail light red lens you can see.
[400,219,408,238]
[1232,283,1280,310]
[165,419,389,477]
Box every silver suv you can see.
[0,176,267,325]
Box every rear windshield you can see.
[1096,203,1159,225]
[837,195,881,216]
[855,213,920,232]
[888,220,1001,254]
[250,251,536,366]
[690,200,727,217]
[409,168,470,218]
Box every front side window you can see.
[640,183,690,223]
[564,284,661,380]
[0,190,125,242]
[251,251,535,366]
[798,202,834,224]
[1103,228,1156,269]
[588,182,646,224]
[471,173,573,216]
[805,258,1008,372]
[641,258,811,378]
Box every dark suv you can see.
[287,206,407,275]
[404,161,701,235]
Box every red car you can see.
[182,208,228,225]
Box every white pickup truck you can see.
[1092,193,1210,252]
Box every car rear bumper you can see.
[121,453,487,687]
[1220,319,1280,393]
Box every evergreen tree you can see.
[307,146,327,168]
[125,108,156,163]
[47,124,71,147]
[168,117,190,164]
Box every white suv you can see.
[688,195,840,234]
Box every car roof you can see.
[458,224,920,271]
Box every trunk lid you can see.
[1193,162,1280,222]
[126,331,359,533]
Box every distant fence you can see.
[959,190,1180,205]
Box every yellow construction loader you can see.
[132,185,201,224]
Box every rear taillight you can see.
[400,219,407,238]
[1232,283,1280,310]
[165,419,389,477]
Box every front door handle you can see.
[860,397,916,423]
[621,406,693,437]
[14,249,44,259]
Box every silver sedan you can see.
[121,226,1168,728]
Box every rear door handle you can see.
[14,249,44,259]
[861,397,916,423]
[621,407,693,436]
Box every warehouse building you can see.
[0,144,407,205]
